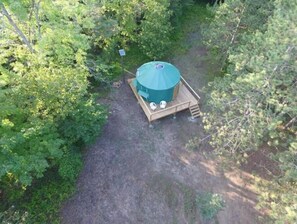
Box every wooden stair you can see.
[189,104,201,118]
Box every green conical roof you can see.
[136,61,180,90]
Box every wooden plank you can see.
[181,76,201,99]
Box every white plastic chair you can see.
[160,100,167,109]
[149,102,157,111]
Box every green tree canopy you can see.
[202,0,297,222]
[0,0,106,199]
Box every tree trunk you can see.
[0,3,35,53]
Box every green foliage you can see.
[0,206,28,224]
[0,170,78,224]
[0,0,107,208]
[257,142,297,223]
[203,0,297,158]
[101,0,195,60]
[196,192,224,220]
[22,175,76,224]
[58,149,82,182]
[0,0,203,222]
[182,186,197,221]
[58,98,107,146]
[202,0,297,222]
[169,0,194,27]
[169,3,212,55]
[202,0,274,70]
[87,56,122,83]
[136,0,172,59]
[120,43,150,71]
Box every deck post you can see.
[173,105,178,119]
[149,121,153,128]
[173,113,176,119]
[149,115,153,128]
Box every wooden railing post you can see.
[181,76,201,100]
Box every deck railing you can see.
[124,68,136,77]
[150,100,191,121]
[180,76,200,100]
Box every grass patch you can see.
[149,175,179,210]
[180,185,198,224]
[148,176,224,223]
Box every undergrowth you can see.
[0,168,79,223]
[196,192,225,220]
[169,3,213,55]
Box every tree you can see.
[137,0,173,59]
[202,0,274,70]
[103,0,174,59]
[203,0,297,222]
[0,0,106,200]
[0,2,34,52]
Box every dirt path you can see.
[61,17,260,224]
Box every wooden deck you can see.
[128,77,200,122]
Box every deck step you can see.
[189,104,201,118]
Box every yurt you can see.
[134,61,181,104]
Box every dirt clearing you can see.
[61,7,261,224]
[60,86,260,224]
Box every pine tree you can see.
[203,0,297,222]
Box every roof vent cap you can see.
[155,63,164,70]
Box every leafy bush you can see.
[0,206,28,224]
[196,192,224,220]
[58,149,83,182]
[0,170,77,224]
[136,0,172,59]
[58,98,107,146]
[22,177,76,224]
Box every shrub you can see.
[0,206,28,224]
[196,192,224,220]
[21,174,76,224]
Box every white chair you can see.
[160,100,167,109]
[149,102,157,111]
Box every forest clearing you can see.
[61,21,259,223]
[0,1,296,223]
